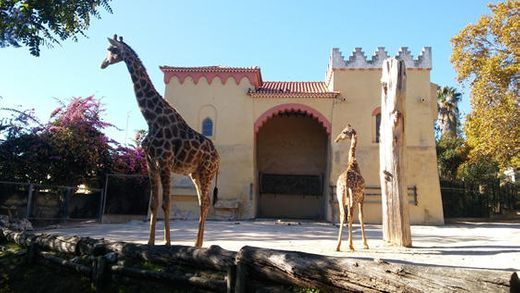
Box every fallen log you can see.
[0,227,108,255]
[111,265,227,292]
[1,227,236,271]
[236,246,517,292]
[104,242,236,271]
[3,227,518,292]
[38,251,92,276]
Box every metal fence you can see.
[0,174,151,223]
[101,174,150,218]
[0,181,103,222]
[440,180,519,218]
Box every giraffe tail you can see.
[212,171,219,206]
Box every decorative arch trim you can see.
[164,72,256,86]
[372,106,381,116]
[254,103,331,135]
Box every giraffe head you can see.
[335,124,356,143]
[100,34,126,69]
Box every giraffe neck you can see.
[121,44,183,127]
[348,133,357,162]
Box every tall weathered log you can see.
[236,246,516,292]
[379,57,412,247]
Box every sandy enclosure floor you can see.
[42,220,520,272]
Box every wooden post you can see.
[379,58,412,247]
[63,187,72,221]
[227,265,237,293]
[92,255,109,292]
[235,249,247,293]
[26,183,34,218]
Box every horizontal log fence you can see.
[1,226,518,292]
[330,184,418,205]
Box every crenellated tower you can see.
[326,47,432,89]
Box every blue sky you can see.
[0,0,497,144]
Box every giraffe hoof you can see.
[336,247,341,252]
[364,244,369,250]
[349,246,355,252]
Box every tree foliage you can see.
[0,96,147,188]
[451,0,520,170]
[436,134,469,181]
[112,145,147,176]
[0,0,112,56]
[457,155,500,184]
[436,86,462,138]
[42,96,113,186]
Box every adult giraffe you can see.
[101,35,219,247]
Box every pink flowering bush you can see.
[112,145,147,176]
[0,96,147,187]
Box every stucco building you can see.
[159,47,444,224]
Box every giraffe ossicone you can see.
[335,124,369,251]
[101,34,220,247]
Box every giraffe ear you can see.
[107,37,118,46]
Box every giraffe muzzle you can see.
[100,59,109,69]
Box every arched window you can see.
[375,113,381,143]
[372,107,381,143]
[202,118,213,137]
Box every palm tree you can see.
[437,86,462,138]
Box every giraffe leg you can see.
[147,163,160,245]
[348,205,355,251]
[336,184,345,252]
[347,188,355,251]
[358,202,369,249]
[160,167,172,246]
[193,176,211,248]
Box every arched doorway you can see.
[255,104,330,219]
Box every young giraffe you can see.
[101,35,220,247]
[335,124,369,251]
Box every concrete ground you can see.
[42,219,520,272]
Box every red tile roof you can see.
[160,66,260,73]
[249,81,339,98]
[160,66,340,99]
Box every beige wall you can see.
[164,76,256,219]
[328,68,443,224]
[162,63,443,225]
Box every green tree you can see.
[437,86,462,138]
[0,0,112,56]
[451,0,520,170]
[436,134,469,181]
